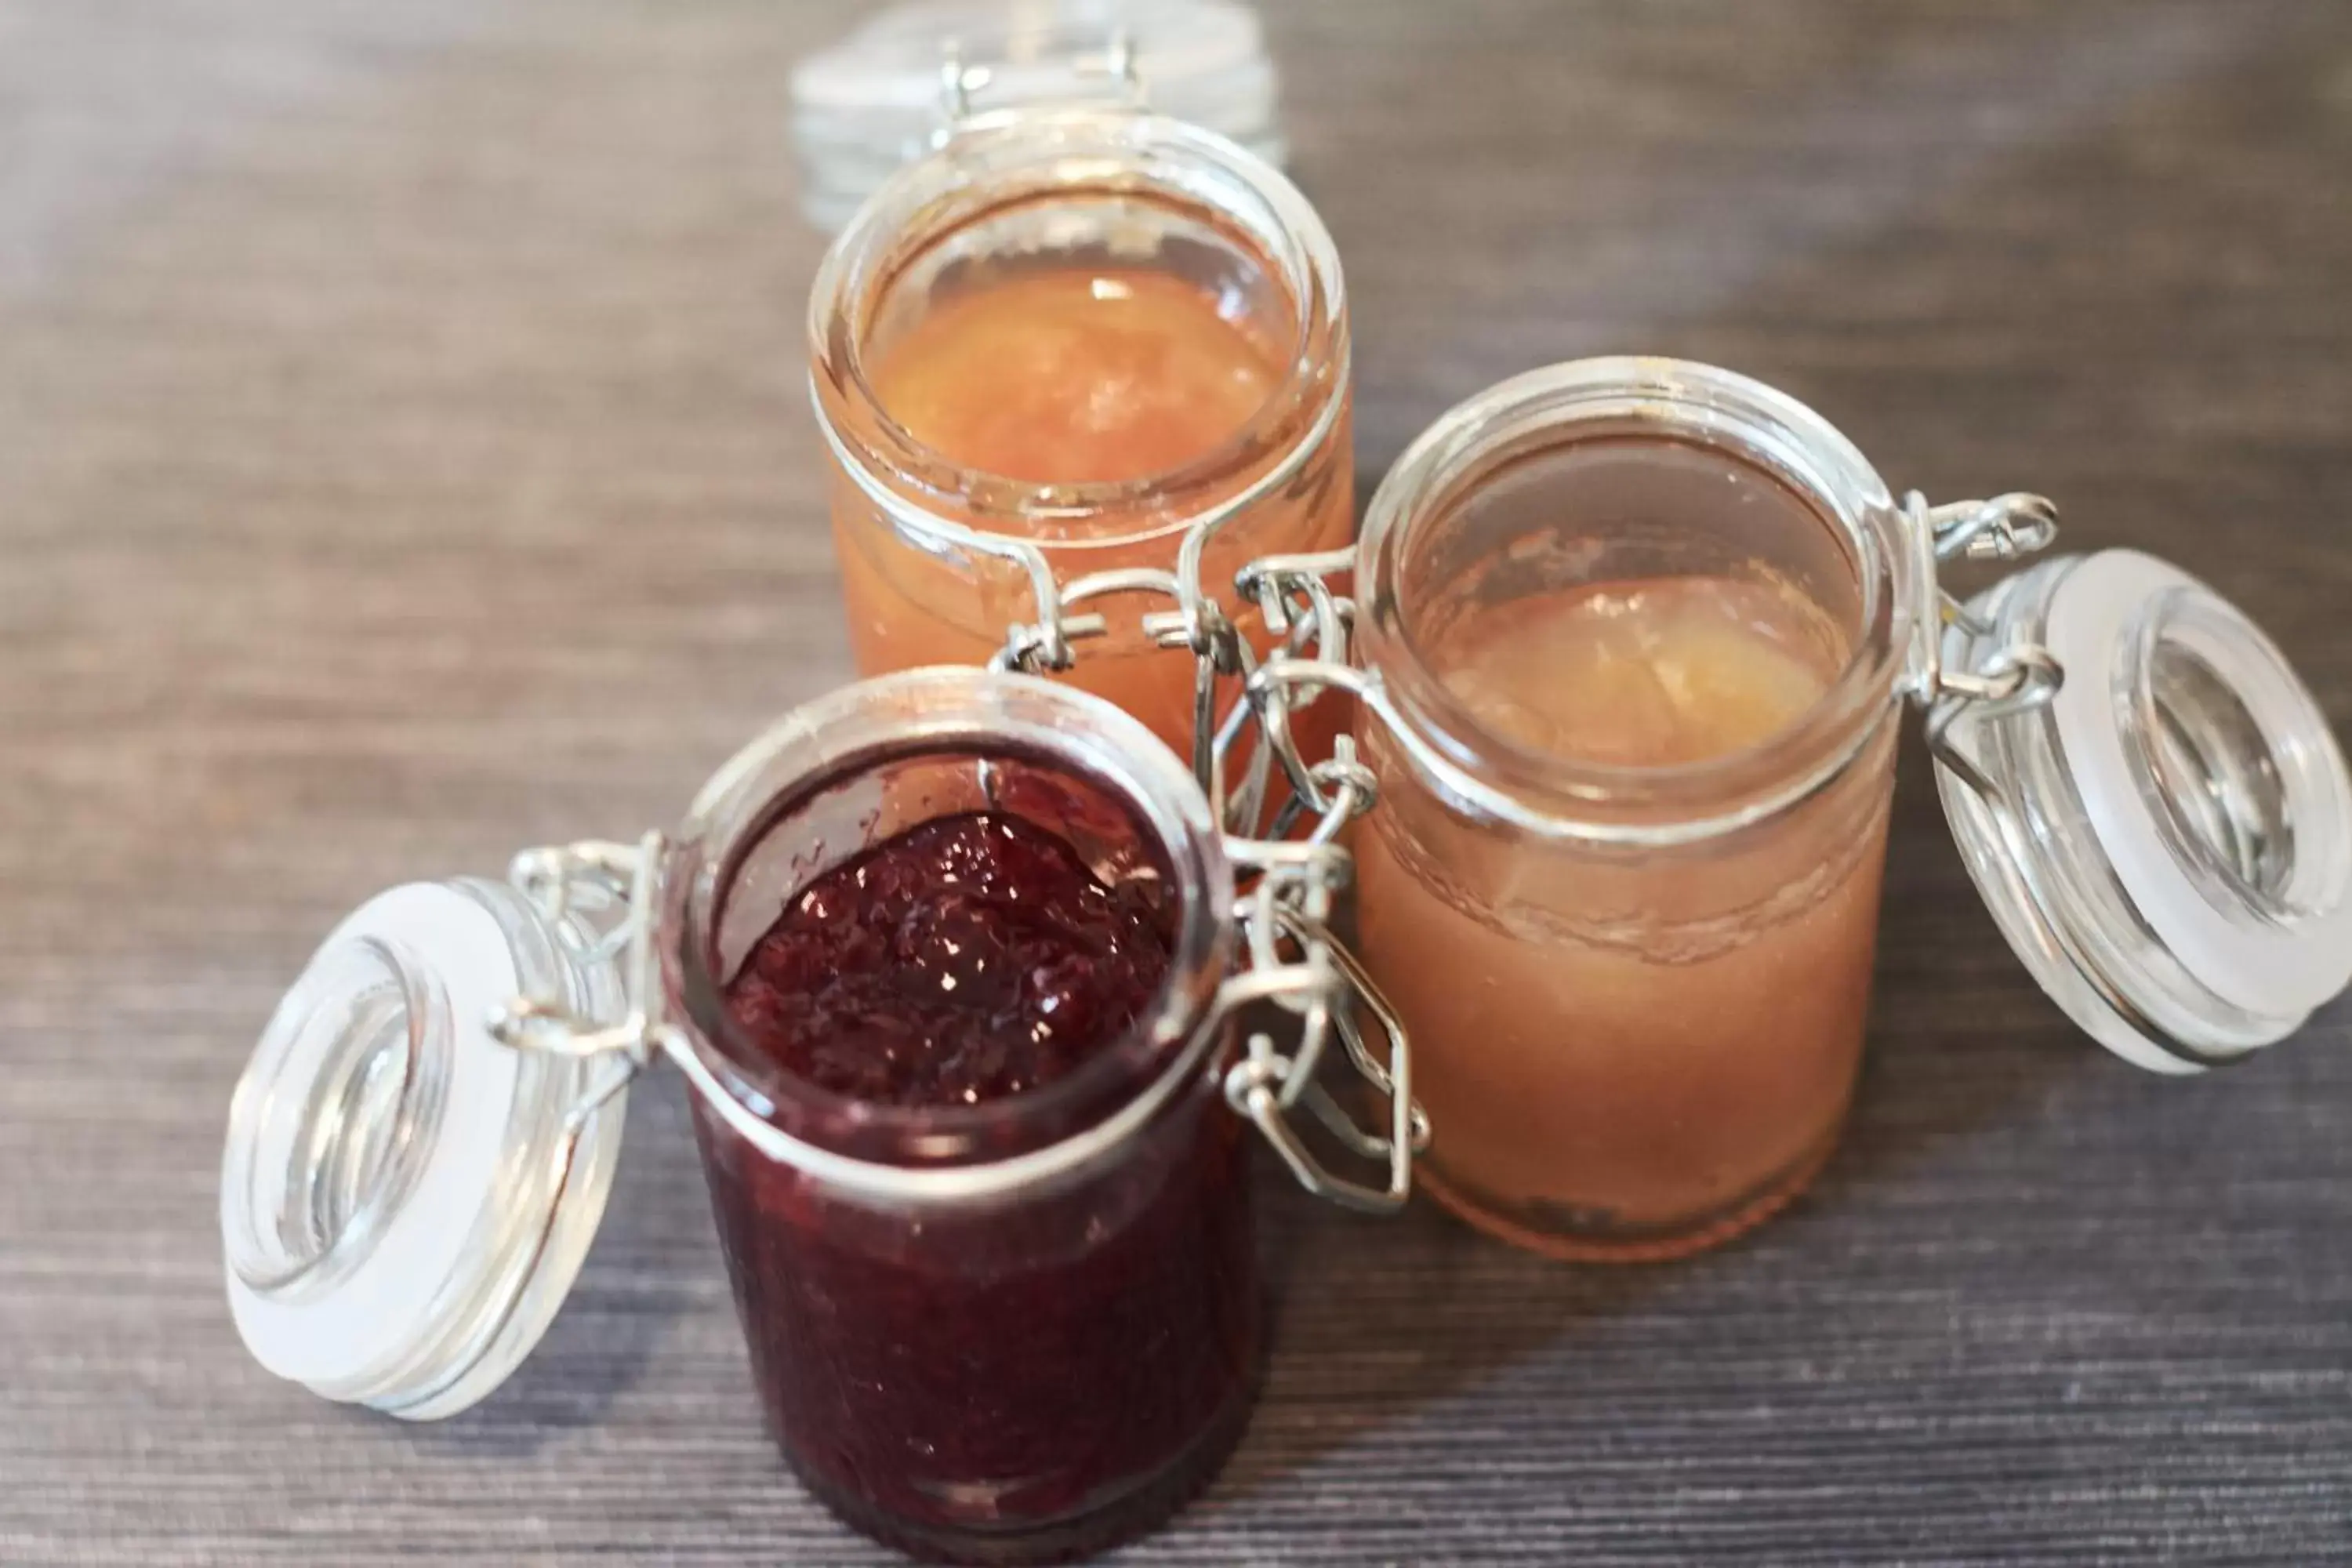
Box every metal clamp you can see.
[987,564,1249,787]
[1907,487,2071,866]
[1906,490,2064,701]
[1894,488,2071,833]
[490,447,1425,1210]
[489,834,667,1126]
[1219,901,1428,1214]
[1187,548,1426,1212]
[988,513,1427,1210]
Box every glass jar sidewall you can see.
[1345,353,1911,1254]
[825,396,1357,659]
[685,1020,1240,1243]
[1352,706,1898,1254]
[1358,696,1904,956]
[687,1025,1262,1548]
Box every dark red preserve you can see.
[724,812,1174,1108]
[691,794,1258,1564]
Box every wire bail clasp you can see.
[1196,548,1429,1213]
[1903,489,2066,750]
[488,833,670,1124]
[1212,829,1428,1214]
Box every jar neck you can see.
[659,668,1237,1195]
[808,107,1348,555]
[1355,358,1921,847]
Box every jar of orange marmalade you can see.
[1254,357,2352,1262]
[808,100,1352,770]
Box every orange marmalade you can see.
[827,263,1352,767]
[869,270,1281,486]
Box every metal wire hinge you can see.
[990,521,1429,1210]
[1906,490,2067,737]
[488,833,670,1127]
[1207,550,1430,1212]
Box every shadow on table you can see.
[1212,730,2100,1494]
[400,1076,707,1461]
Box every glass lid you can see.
[220,878,631,1418]
[789,0,1284,231]
[1932,547,2352,1075]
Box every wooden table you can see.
[8,2,2350,1562]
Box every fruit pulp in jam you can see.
[724,812,1173,1107]
[695,806,1259,1564]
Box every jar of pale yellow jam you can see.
[808,104,1352,768]
[1335,358,2352,1261]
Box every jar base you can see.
[782,1363,1260,1566]
[1418,1120,1846,1263]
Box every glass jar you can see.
[808,104,1354,768]
[219,667,1420,1564]
[1327,357,2352,1261]
[787,0,1287,234]
[662,670,1253,1562]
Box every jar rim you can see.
[1354,357,1923,845]
[808,105,1348,555]
[660,668,1238,1185]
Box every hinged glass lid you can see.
[220,877,633,1419]
[789,0,1283,232]
[1929,543,2352,1074]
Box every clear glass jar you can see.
[1345,360,1910,1260]
[1333,355,2352,1262]
[220,667,1420,1565]
[659,670,1254,1563]
[809,105,1353,765]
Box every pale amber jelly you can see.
[869,270,1280,488]
[1353,418,1896,1261]
[814,113,1354,771]
[834,264,1351,764]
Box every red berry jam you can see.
[722,813,1174,1109]
[691,793,1258,1565]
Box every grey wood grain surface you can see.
[7,2,2352,1563]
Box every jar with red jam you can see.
[808,97,1353,771]
[220,668,1419,1563]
